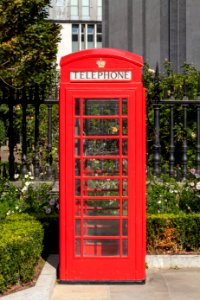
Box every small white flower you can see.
[45,207,51,214]
[21,186,28,193]
[14,174,19,179]
[196,182,200,190]
[189,182,195,187]
[25,181,31,187]
[24,174,29,179]
[6,210,11,216]
[148,68,155,74]
[157,200,161,204]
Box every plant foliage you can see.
[0,213,44,293]
[0,0,60,89]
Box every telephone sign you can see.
[59,48,146,283]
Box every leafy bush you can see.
[147,213,200,253]
[0,213,44,293]
[147,174,200,214]
[0,176,59,224]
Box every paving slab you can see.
[51,268,200,300]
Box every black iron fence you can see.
[1,79,200,181]
[0,86,58,180]
[150,78,200,179]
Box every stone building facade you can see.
[103,0,200,72]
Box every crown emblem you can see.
[96,58,106,68]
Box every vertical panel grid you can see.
[74,98,128,257]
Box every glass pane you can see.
[71,6,78,16]
[75,239,81,256]
[97,6,102,19]
[75,119,80,136]
[122,159,128,175]
[122,119,128,135]
[122,220,128,236]
[71,0,78,5]
[72,24,79,34]
[84,99,119,116]
[83,119,119,136]
[84,159,120,176]
[88,35,94,48]
[75,179,81,195]
[81,33,85,49]
[97,24,102,33]
[81,24,85,33]
[84,179,120,196]
[75,159,80,175]
[84,139,119,156]
[75,99,80,115]
[83,199,120,216]
[72,41,79,52]
[82,6,89,16]
[82,0,89,5]
[122,240,128,256]
[75,220,81,235]
[88,25,94,34]
[122,99,128,115]
[97,36,102,48]
[83,220,120,236]
[122,139,127,155]
[75,139,80,156]
[83,240,120,256]
[122,199,128,216]
[75,199,81,216]
[123,179,128,196]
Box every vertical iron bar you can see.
[46,104,53,179]
[169,104,175,176]
[153,64,161,177]
[153,103,161,177]
[197,104,200,175]
[196,79,200,175]
[21,102,27,175]
[33,102,40,178]
[8,103,15,179]
[182,104,188,178]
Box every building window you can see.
[82,0,90,17]
[97,0,102,20]
[72,23,102,52]
[97,23,102,47]
[71,0,79,17]
[72,24,79,52]
[56,0,65,6]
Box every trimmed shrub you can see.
[0,213,44,293]
[147,213,200,253]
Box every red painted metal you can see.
[59,48,146,282]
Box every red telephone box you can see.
[59,48,146,283]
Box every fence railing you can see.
[151,77,200,179]
[0,86,58,180]
[1,79,200,181]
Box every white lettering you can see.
[70,71,132,81]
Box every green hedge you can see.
[147,213,200,253]
[0,213,44,293]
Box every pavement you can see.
[2,255,200,300]
[51,268,200,300]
